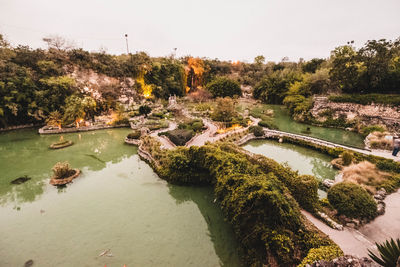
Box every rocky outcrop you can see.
[311,97,400,131]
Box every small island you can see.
[49,161,80,186]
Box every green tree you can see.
[302,58,325,73]
[46,110,63,128]
[206,76,241,98]
[253,70,299,104]
[62,95,85,126]
[211,97,237,122]
[254,55,265,65]
[139,105,151,117]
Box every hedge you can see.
[157,143,336,266]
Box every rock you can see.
[24,259,34,267]
[322,179,335,188]
[310,255,379,266]
[346,222,356,228]
[377,202,386,215]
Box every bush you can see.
[206,76,241,98]
[157,143,335,266]
[258,120,278,129]
[127,130,141,139]
[178,119,204,133]
[138,105,151,116]
[165,129,194,146]
[52,161,75,179]
[249,125,264,137]
[361,125,386,137]
[341,151,353,166]
[299,245,343,267]
[112,117,129,126]
[328,182,377,219]
[291,175,319,211]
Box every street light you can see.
[125,34,129,54]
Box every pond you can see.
[0,129,241,267]
[243,139,338,198]
[249,104,365,148]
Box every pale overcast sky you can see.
[0,0,399,62]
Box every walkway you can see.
[263,129,399,162]
[302,189,400,257]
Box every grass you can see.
[367,131,393,150]
[342,161,392,194]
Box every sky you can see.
[0,0,399,62]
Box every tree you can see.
[211,97,237,122]
[144,58,186,99]
[206,76,241,98]
[302,58,325,73]
[62,95,85,126]
[46,110,63,128]
[253,70,299,104]
[139,105,151,117]
[42,35,75,51]
[254,55,265,65]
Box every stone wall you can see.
[311,97,400,132]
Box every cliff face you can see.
[311,97,400,132]
[69,67,137,105]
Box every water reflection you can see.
[244,139,337,181]
[0,128,135,206]
[168,184,243,267]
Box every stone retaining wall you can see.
[311,97,400,131]
[39,124,129,134]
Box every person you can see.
[393,136,400,156]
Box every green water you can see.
[243,139,338,197]
[0,129,241,267]
[257,104,365,148]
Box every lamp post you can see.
[125,34,129,54]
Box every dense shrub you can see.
[206,76,241,98]
[52,161,75,179]
[165,129,194,146]
[178,119,204,133]
[138,105,152,117]
[157,143,336,266]
[328,182,377,219]
[249,125,264,137]
[299,245,343,267]
[360,125,386,137]
[291,175,319,211]
[127,130,141,139]
[341,151,353,166]
[258,120,278,129]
